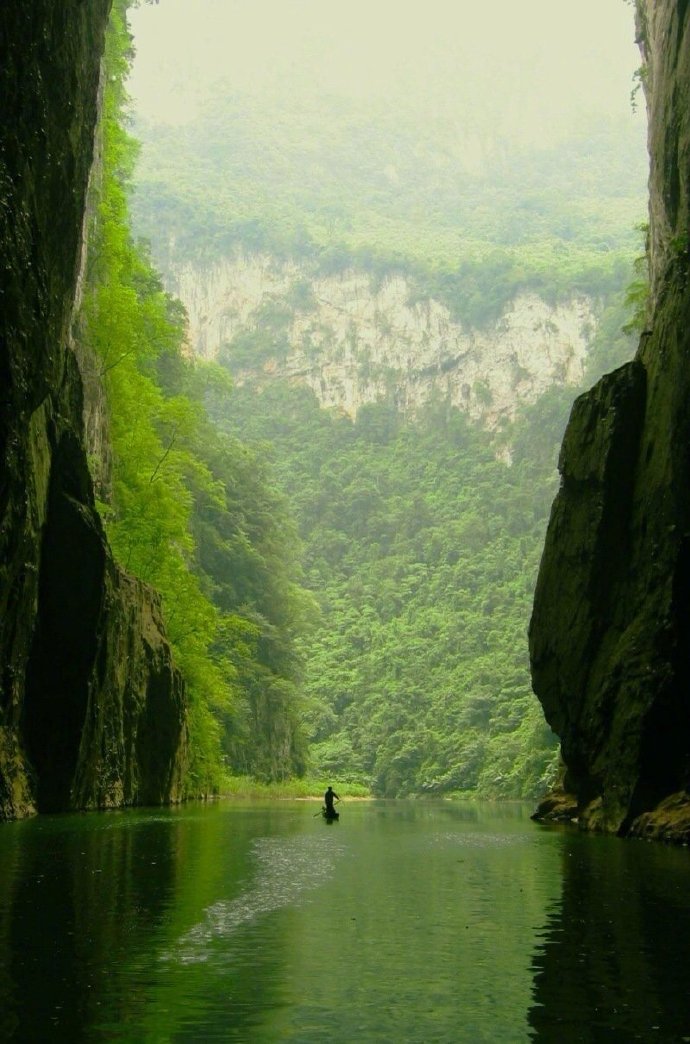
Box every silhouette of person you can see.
[324,785,340,814]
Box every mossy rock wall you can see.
[0,2,187,818]
[530,0,690,838]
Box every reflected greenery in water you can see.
[528,830,690,1042]
[0,802,689,1041]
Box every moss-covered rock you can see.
[628,790,690,843]
[0,1,188,818]
[529,0,690,841]
[531,790,579,826]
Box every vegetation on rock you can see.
[0,0,189,818]
[79,1,311,792]
[133,70,646,331]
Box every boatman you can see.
[324,785,340,814]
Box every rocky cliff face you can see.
[529,0,690,841]
[0,2,187,819]
[170,254,595,427]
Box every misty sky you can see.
[128,0,644,147]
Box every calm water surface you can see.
[1,800,689,1042]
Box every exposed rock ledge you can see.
[533,790,690,847]
[168,253,595,427]
[531,791,579,826]
[628,792,690,844]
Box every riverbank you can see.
[220,777,371,800]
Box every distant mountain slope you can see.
[168,253,595,428]
[130,80,646,428]
[132,90,646,326]
[125,18,648,797]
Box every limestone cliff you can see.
[168,254,595,428]
[0,2,187,818]
[529,0,690,841]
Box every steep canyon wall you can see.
[530,0,690,840]
[0,3,187,819]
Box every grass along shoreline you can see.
[220,777,371,800]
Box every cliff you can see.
[169,253,594,429]
[529,0,690,841]
[0,3,187,819]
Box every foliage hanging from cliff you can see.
[78,0,646,802]
[78,0,311,790]
[120,0,646,799]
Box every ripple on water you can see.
[428,831,528,848]
[165,835,346,965]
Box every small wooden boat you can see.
[322,806,339,821]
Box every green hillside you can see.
[207,289,636,797]
[126,2,648,797]
[79,1,314,791]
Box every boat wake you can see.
[165,835,344,965]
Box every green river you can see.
[1,800,689,1041]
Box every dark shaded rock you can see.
[530,790,579,825]
[628,790,690,844]
[0,2,188,818]
[23,415,187,812]
[529,1,690,840]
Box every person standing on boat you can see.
[324,785,340,814]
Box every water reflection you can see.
[0,810,179,1039]
[2,802,690,1041]
[0,805,321,1041]
[0,801,557,1041]
[528,828,690,1042]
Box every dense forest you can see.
[208,290,638,797]
[79,1,647,799]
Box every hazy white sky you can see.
[128,0,643,139]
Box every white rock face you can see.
[167,253,596,426]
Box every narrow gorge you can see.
[1,0,689,837]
